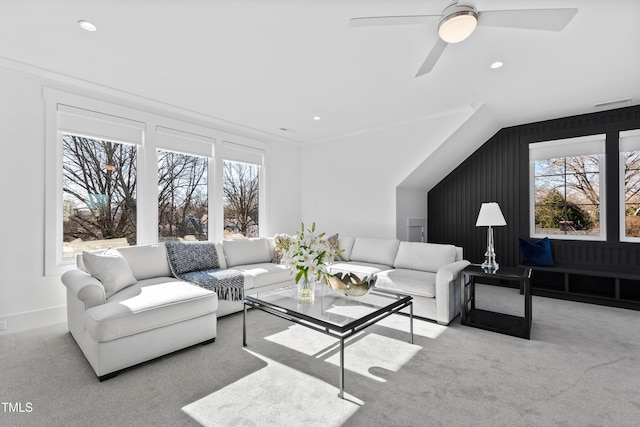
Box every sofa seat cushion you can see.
[330,261,390,278]
[375,268,437,298]
[229,263,293,289]
[85,279,218,343]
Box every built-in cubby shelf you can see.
[528,266,640,310]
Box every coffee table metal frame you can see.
[243,286,413,399]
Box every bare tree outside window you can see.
[534,155,601,237]
[157,150,208,242]
[624,150,640,238]
[62,134,137,257]
[223,160,259,238]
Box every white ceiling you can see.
[1,0,639,144]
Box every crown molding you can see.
[0,56,298,146]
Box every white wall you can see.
[300,108,476,239]
[0,68,301,334]
[0,70,67,333]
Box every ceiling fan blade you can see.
[349,15,440,27]
[478,8,578,31]
[415,38,448,77]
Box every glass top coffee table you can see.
[243,284,413,399]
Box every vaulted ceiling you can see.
[1,0,639,144]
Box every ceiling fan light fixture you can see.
[438,10,478,43]
[78,20,97,32]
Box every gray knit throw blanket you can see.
[165,241,244,301]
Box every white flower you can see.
[275,222,334,284]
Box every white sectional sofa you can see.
[330,237,469,325]
[61,238,294,380]
[61,234,467,380]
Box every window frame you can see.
[155,127,215,242]
[44,88,269,276]
[619,129,640,243]
[45,90,147,275]
[529,134,607,242]
[217,140,266,240]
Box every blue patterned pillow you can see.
[165,241,220,275]
[519,237,555,266]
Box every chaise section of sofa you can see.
[61,238,296,380]
[330,237,469,325]
[62,244,219,381]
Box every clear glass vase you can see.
[297,277,315,303]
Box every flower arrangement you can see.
[277,222,342,285]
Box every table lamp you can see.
[476,202,506,271]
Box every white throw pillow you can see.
[393,242,457,272]
[82,249,138,298]
[222,238,272,267]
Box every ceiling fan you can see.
[350,1,578,77]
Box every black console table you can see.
[461,265,532,339]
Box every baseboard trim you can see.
[0,305,66,335]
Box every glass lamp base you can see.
[481,260,499,273]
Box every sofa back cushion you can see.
[222,238,272,267]
[117,244,172,280]
[338,237,355,261]
[394,242,457,272]
[215,243,227,269]
[349,238,400,267]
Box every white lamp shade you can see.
[475,202,507,227]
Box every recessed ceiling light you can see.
[313,116,321,121]
[490,61,504,69]
[78,20,97,32]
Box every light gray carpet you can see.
[2,285,640,427]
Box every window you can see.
[63,134,137,258]
[47,101,145,272]
[45,89,266,275]
[158,150,208,242]
[529,134,606,240]
[219,141,264,239]
[223,160,260,238]
[620,129,640,242]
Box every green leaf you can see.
[295,269,304,283]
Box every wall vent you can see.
[594,98,632,108]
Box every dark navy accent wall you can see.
[428,105,640,272]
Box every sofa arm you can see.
[61,269,106,309]
[435,260,470,325]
